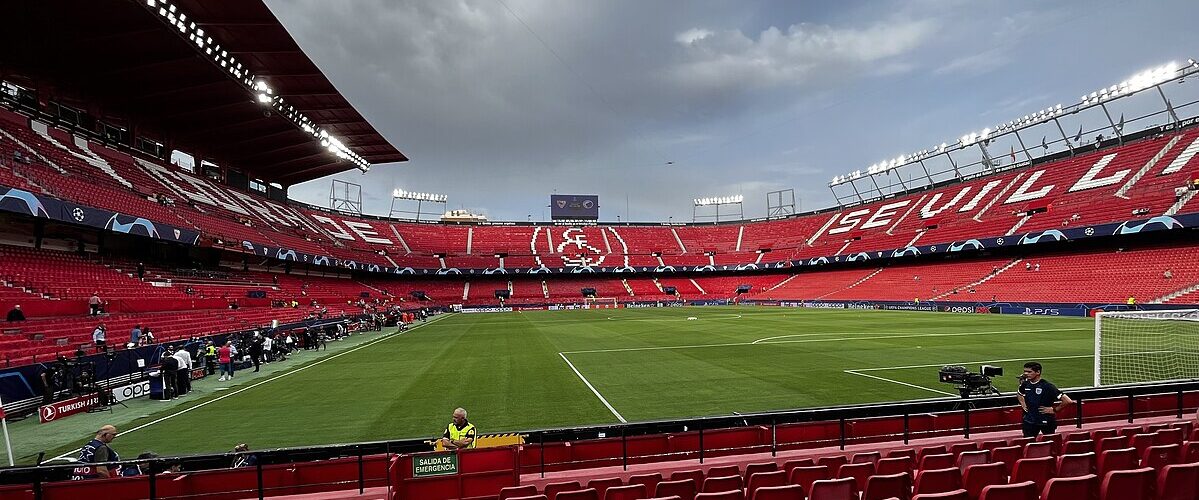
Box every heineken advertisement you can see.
[412,452,458,478]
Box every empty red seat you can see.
[1023,442,1052,459]
[671,470,705,488]
[782,459,814,473]
[545,482,584,500]
[587,478,623,498]
[979,481,1037,500]
[990,446,1023,476]
[1156,462,1199,500]
[789,465,831,494]
[744,462,778,480]
[852,452,882,465]
[1140,443,1180,470]
[708,465,741,479]
[1011,457,1054,492]
[509,495,549,500]
[702,476,742,494]
[746,470,788,498]
[914,468,962,495]
[1097,447,1139,477]
[1154,428,1184,446]
[656,479,697,500]
[1095,436,1128,455]
[922,454,956,471]
[1055,452,1095,478]
[695,491,743,500]
[604,484,647,500]
[919,446,949,460]
[877,456,915,475]
[837,462,875,491]
[816,456,848,472]
[962,463,1007,500]
[808,478,856,500]
[501,485,539,500]
[557,489,601,500]
[1041,474,1097,500]
[750,484,804,500]
[915,490,968,500]
[1062,440,1093,455]
[629,473,662,494]
[862,472,911,500]
[957,451,989,471]
[1099,467,1153,500]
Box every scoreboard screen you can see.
[550,195,599,220]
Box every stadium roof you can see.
[0,0,406,186]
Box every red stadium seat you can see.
[852,452,882,465]
[1099,467,1153,500]
[956,451,989,471]
[545,482,584,500]
[1055,452,1095,478]
[702,476,743,494]
[862,472,911,500]
[990,446,1023,476]
[1010,457,1055,492]
[695,491,744,500]
[817,456,849,472]
[509,495,549,500]
[808,478,857,500]
[750,484,804,500]
[914,490,969,500]
[501,485,539,499]
[837,462,875,491]
[877,456,915,475]
[979,481,1037,500]
[1062,440,1093,455]
[746,470,788,499]
[708,465,742,480]
[962,463,1007,500]
[789,465,831,494]
[1140,443,1180,470]
[672,470,706,488]
[1041,474,1097,500]
[604,484,647,500]
[914,468,962,495]
[1095,436,1129,455]
[629,473,663,494]
[1156,462,1199,500]
[656,479,697,500]
[557,489,601,500]
[1097,447,1139,477]
[1023,442,1053,459]
[588,478,624,498]
[744,463,778,480]
[922,454,956,471]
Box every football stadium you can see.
[1,1,1199,500]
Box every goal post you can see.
[583,297,619,309]
[1094,309,1199,387]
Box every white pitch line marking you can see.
[849,350,1173,372]
[562,327,1090,355]
[50,315,451,461]
[558,352,627,423]
[844,370,957,396]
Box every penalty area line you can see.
[558,352,627,423]
[49,314,452,461]
[844,369,957,396]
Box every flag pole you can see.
[0,393,13,466]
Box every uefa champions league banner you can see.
[0,185,200,245]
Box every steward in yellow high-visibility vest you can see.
[440,407,476,449]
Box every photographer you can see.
[1017,362,1073,437]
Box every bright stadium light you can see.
[393,189,447,202]
[694,195,742,206]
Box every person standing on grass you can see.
[249,332,264,372]
[71,425,120,480]
[218,340,234,381]
[1017,362,1074,437]
[440,408,477,450]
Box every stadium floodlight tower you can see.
[827,59,1199,208]
[1093,309,1199,387]
[766,189,797,220]
[389,189,448,221]
[693,195,744,223]
[329,179,363,215]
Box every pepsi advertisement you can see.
[550,194,599,220]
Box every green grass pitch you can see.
[13,307,1095,462]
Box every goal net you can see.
[583,297,619,309]
[1094,309,1199,386]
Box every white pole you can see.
[0,393,13,466]
[1093,311,1104,388]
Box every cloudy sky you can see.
[267,0,1197,222]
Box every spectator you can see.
[121,452,157,477]
[130,325,142,347]
[262,334,273,363]
[1127,296,1137,306]
[204,340,217,375]
[1033,263,1040,272]
[218,340,234,382]
[159,348,179,399]
[89,292,103,316]
[141,327,155,345]
[173,346,192,396]
[136,262,145,280]
[1017,362,1073,437]
[1025,262,1031,271]
[1164,269,1174,280]
[92,323,107,353]
[249,332,264,372]
[231,444,258,468]
[70,425,120,480]
[6,304,25,322]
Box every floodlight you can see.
[256,93,271,104]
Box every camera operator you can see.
[1017,362,1074,437]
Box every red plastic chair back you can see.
[1010,457,1054,492]
[1041,474,1097,500]
[1055,452,1095,478]
[708,465,741,480]
[782,459,814,474]
[656,479,698,500]
[671,470,705,488]
[604,484,647,500]
[956,451,989,471]
[746,470,788,499]
[918,445,948,460]
[1140,443,1180,470]
[852,451,882,465]
[1098,467,1153,500]
[862,472,911,500]
[629,473,663,494]
[744,462,778,480]
[1095,436,1129,455]
[1023,441,1052,459]
[557,489,600,500]
[978,481,1037,500]
[836,462,875,491]
[809,478,857,500]
[816,455,848,472]
[1154,428,1184,446]
[1156,462,1199,500]
[1088,429,1117,441]
[913,490,968,500]
[694,491,744,500]
[913,467,961,495]
[702,475,743,494]
[1097,447,1139,477]
[921,454,955,471]
[887,448,917,460]
[588,478,624,498]
[962,462,1007,500]
[750,484,804,500]
[949,443,978,456]
[877,456,914,475]
[1062,439,1094,455]
[508,495,549,500]
[989,446,1022,476]
[546,482,584,500]
[501,485,539,500]
[788,465,831,494]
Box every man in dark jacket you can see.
[6,305,24,322]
